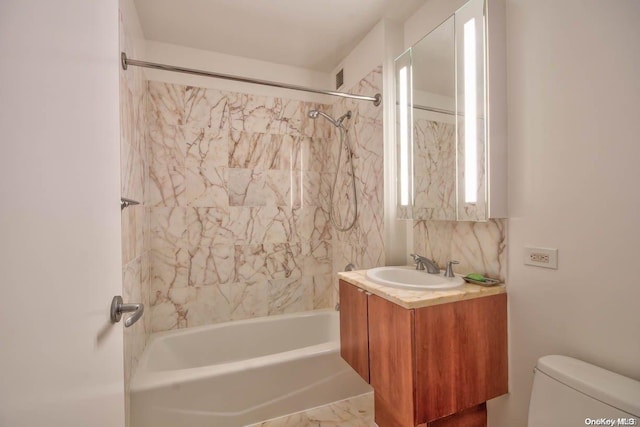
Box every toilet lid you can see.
[537,355,640,417]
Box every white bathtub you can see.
[131,309,372,427]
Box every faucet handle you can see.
[444,260,460,278]
[410,254,425,270]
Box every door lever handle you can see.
[110,296,144,328]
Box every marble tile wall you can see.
[145,65,386,331]
[413,219,507,282]
[331,67,386,298]
[146,81,337,331]
[119,10,150,427]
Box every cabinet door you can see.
[339,280,370,382]
[368,293,416,427]
[415,294,508,423]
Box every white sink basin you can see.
[365,266,464,290]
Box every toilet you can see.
[529,355,640,426]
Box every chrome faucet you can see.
[409,254,440,274]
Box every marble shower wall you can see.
[147,81,336,332]
[119,9,150,427]
[331,67,385,293]
[413,219,507,282]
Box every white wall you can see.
[135,17,394,105]
[137,19,396,104]
[403,0,468,49]
[120,0,146,55]
[141,40,332,104]
[491,1,640,425]
[0,1,123,425]
[331,19,387,91]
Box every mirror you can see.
[395,0,506,221]
[411,16,456,221]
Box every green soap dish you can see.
[463,274,501,287]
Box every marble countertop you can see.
[338,268,506,310]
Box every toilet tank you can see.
[528,355,640,427]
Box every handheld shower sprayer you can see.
[307,109,357,231]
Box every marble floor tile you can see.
[245,392,374,427]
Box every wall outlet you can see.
[523,247,558,269]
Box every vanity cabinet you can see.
[339,279,508,427]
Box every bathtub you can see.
[131,309,372,427]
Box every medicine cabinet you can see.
[395,0,506,221]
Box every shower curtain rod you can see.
[413,104,456,115]
[121,53,382,106]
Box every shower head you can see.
[308,110,336,126]
[308,110,352,128]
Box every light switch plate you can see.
[524,247,558,269]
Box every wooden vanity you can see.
[338,271,508,427]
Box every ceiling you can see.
[134,0,426,72]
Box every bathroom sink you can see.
[365,266,464,290]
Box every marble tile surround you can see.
[146,67,388,332]
[147,80,338,332]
